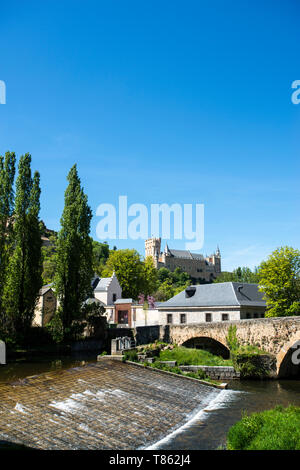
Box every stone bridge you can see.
[168,316,300,378]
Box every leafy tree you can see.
[102,249,145,299]
[153,266,191,301]
[92,240,110,275]
[142,256,158,297]
[258,246,300,317]
[41,234,57,284]
[3,154,42,340]
[0,152,16,336]
[54,165,93,340]
[214,266,259,284]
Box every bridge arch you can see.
[181,336,230,359]
[277,334,300,378]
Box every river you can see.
[151,379,300,450]
[0,356,299,450]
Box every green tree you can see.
[92,240,110,275]
[214,266,259,284]
[258,246,300,317]
[54,165,93,340]
[3,154,42,340]
[102,249,145,299]
[0,151,16,336]
[41,234,57,284]
[142,256,158,297]
[154,266,191,301]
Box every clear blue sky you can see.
[1,0,299,271]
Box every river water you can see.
[151,379,300,450]
[0,357,299,450]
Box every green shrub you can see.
[122,350,138,362]
[227,406,300,450]
[226,325,240,353]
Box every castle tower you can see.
[213,246,221,273]
[145,238,161,266]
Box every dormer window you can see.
[185,286,196,298]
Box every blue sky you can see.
[0,0,300,271]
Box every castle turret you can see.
[145,237,161,267]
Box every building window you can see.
[254,313,258,318]
[118,310,128,324]
[246,313,251,319]
[167,314,173,324]
[205,313,212,322]
[112,294,117,302]
[180,314,186,324]
[222,314,229,321]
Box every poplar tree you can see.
[3,154,42,339]
[54,164,93,339]
[0,152,16,336]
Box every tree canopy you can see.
[214,266,259,284]
[258,246,300,317]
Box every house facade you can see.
[33,286,57,327]
[156,282,266,325]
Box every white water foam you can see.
[144,389,243,450]
[49,398,86,413]
[14,402,29,414]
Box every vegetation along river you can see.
[0,357,299,450]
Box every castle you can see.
[145,238,221,283]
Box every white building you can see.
[156,282,266,325]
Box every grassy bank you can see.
[158,346,233,366]
[123,346,230,385]
[227,405,300,450]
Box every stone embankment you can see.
[179,365,240,380]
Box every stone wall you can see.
[134,325,164,345]
[179,365,239,380]
[169,316,300,374]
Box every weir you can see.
[0,359,220,450]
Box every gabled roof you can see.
[169,249,192,259]
[93,271,119,292]
[39,284,54,296]
[158,282,266,309]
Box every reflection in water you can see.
[0,354,96,384]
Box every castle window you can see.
[205,313,212,322]
[180,314,186,324]
[167,314,173,324]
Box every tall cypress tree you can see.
[3,154,42,340]
[0,152,16,336]
[54,164,93,339]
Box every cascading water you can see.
[0,359,224,450]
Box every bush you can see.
[227,405,300,450]
[122,350,138,362]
